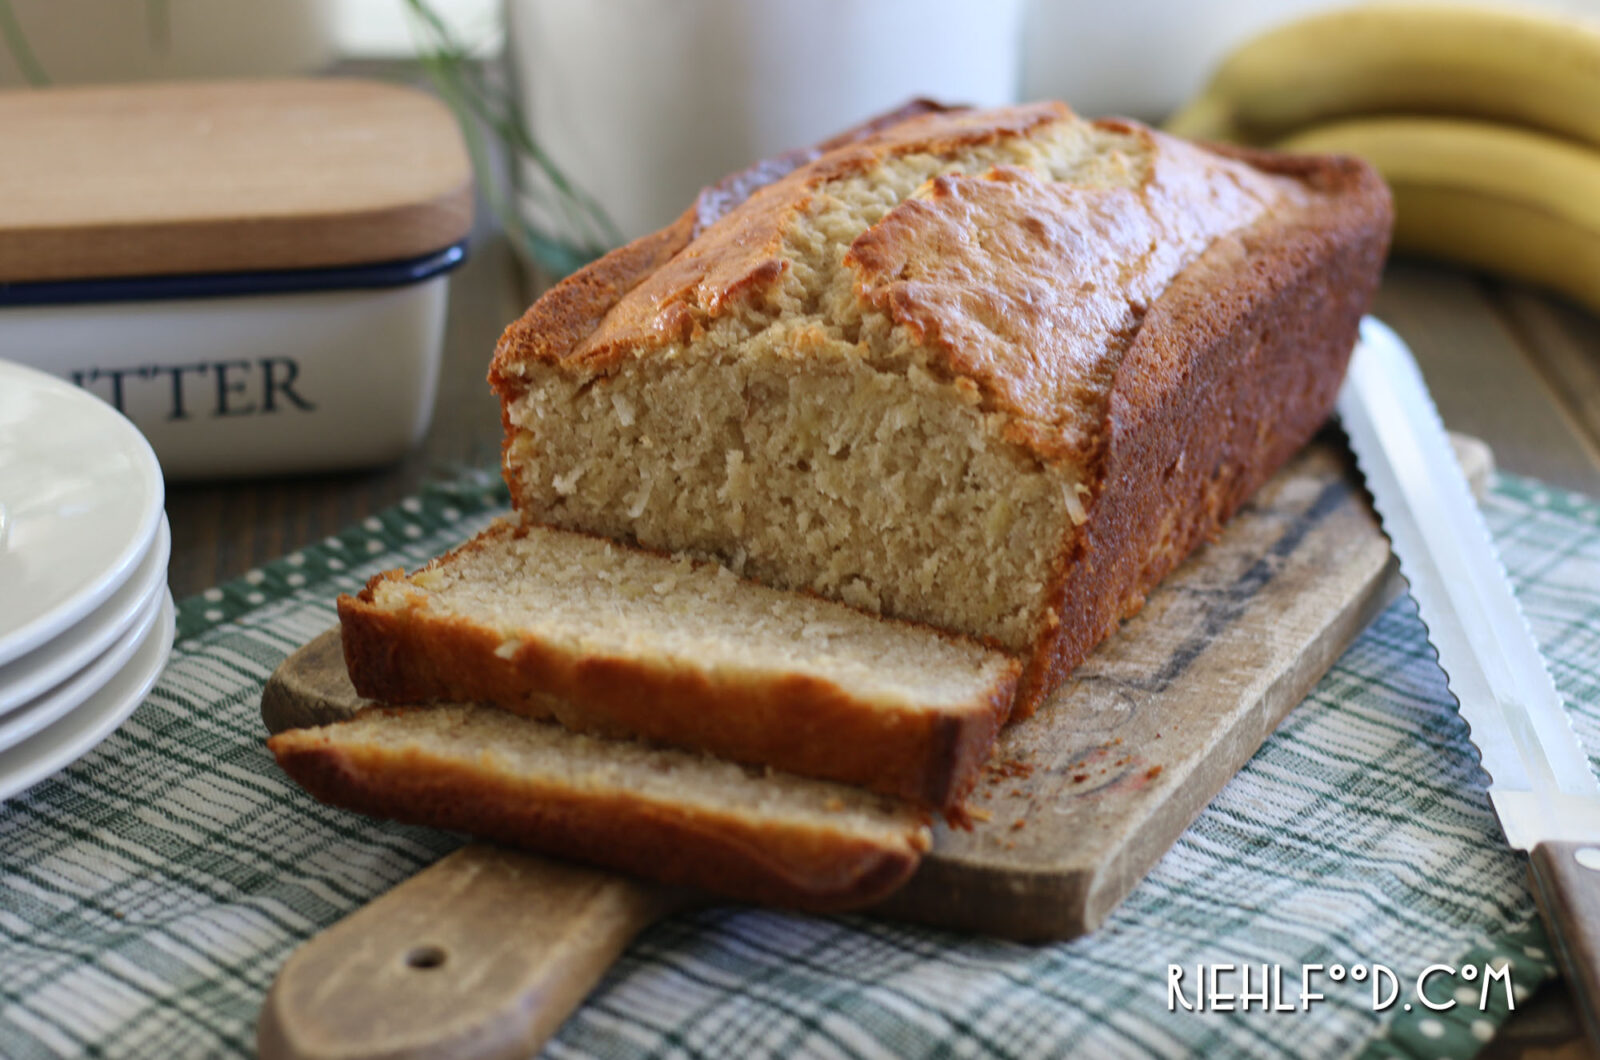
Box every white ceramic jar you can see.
[505,0,1027,250]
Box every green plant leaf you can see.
[402,0,619,272]
[0,0,50,86]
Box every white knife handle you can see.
[1530,841,1600,1052]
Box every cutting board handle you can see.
[257,843,689,1060]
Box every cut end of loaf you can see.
[504,352,1078,653]
[268,704,931,909]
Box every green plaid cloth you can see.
[1,468,1595,1060]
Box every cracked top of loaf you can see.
[490,102,1325,463]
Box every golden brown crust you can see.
[1011,147,1392,714]
[486,99,956,405]
[689,98,953,240]
[488,103,1066,392]
[841,120,1300,464]
[337,525,1018,811]
[268,711,927,911]
[491,108,1294,457]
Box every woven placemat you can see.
[1,468,1595,1059]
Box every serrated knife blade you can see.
[1338,316,1600,1045]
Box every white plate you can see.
[0,589,174,802]
[0,516,170,715]
[0,360,165,667]
[0,574,166,754]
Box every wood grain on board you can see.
[257,847,685,1060]
[879,435,1487,937]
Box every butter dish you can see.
[0,78,474,478]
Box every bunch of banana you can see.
[1164,3,1600,314]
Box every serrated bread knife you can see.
[1339,317,1600,1044]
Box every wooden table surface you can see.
[162,226,1600,1056]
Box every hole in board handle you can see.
[405,945,447,970]
[1575,847,1600,872]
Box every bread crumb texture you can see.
[372,523,1013,710]
[497,104,1294,652]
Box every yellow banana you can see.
[1277,117,1600,314]
[1165,4,1600,150]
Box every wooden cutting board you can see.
[255,433,1490,1060]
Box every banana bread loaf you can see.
[487,101,1392,715]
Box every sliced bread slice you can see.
[268,703,931,909]
[338,521,1019,809]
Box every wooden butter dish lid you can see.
[0,78,473,284]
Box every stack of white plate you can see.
[0,361,175,802]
